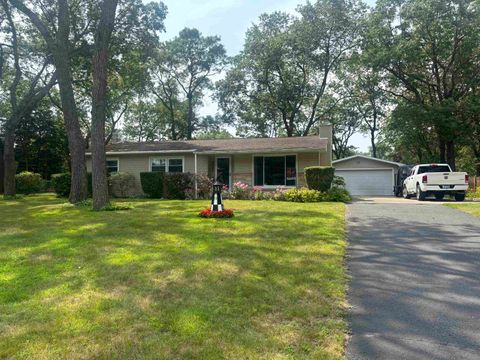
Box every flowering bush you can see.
[198,208,234,218]
[230,181,252,200]
[253,187,272,200]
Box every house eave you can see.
[86,147,327,156]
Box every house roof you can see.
[332,155,404,167]
[88,136,328,155]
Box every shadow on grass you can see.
[0,196,346,359]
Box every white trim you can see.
[251,153,298,188]
[215,156,232,189]
[333,154,403,167]
[149,155,185,173]
[106,158,120,173]
[199,147,326,155]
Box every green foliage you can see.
[217,1,366,137]
[109,172,137,198]
[163,173,194,200]
[326,188,351,202]
[305,167,335,192]
[14,99,68,179]
[195,174,214,200]
[332,175,346,189]
[51,173,71,197]
[15,171,42,194]
[280,188,326,202]
[140,172,164,198]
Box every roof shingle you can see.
[97,136,328,154]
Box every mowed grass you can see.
[0,194,347,360]
[445,202,480,218]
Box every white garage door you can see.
[335,169,393,196]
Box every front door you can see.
[216,157,231,188]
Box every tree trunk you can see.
[438,139,446,163]
[55,0,88,203]
[54,53,88,203]
[186,94,193,139]
[371,129,377,158]
[0,139,4,194]
[3,132,16,197]
[446,141,456,171]
[91,0,118,210]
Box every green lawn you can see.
[0,194,347,359]
[445,202,480,218]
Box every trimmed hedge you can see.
[140,172,195,199]
[51,173,71,197]
[109,172,137,198]
[163,173,194,200]
[52,173,93,197]
[15,171,42,194]
[140,172,164,198]
[305,166,335,192]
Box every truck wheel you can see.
[455,192,465,202]
[403,186,411,199]
[435,193,444,200]
[416,184,426,201]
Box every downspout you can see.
[194,152,198,199]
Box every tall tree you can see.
[363,0,480,169]
[10,0,89,202]
[165,28,227,139]
[149,50,186,140]
[1,0,57,197]
[345,66,389,158]
[218,0,366,137]
[90,0,119,210]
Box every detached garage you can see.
[333,155,403,196]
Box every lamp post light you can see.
[211,181,224,212]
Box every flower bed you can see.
[198,208,234,218]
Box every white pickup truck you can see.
[403,164,469,201]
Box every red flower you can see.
[198,208,234,218]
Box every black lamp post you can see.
[211,181,224,211]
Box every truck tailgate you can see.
[426,172,466,185]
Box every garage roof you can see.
[332,155,404,167]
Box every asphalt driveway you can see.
[346,199,480,360]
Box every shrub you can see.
[140,172,164,198]
[51,173,71,197]
[39,179,53,192]
[305,166,335,192]
[198,208,234,218]
[231,181,252,200]
[163,173,194,200]
[196,174,214,199]
[280,188,325,202]
[467,187,480,200]
[331,175,346,189]
[326,187,351,202]
[109,172,137,198]
[253,187,272,200]
[15,171,42,194]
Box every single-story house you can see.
[332,155,404,196]
[86,125,333,196]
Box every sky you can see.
[158,0,377,151]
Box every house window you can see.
[106,159,119,174]
[150,158,183,173]
[253,155,296,186]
